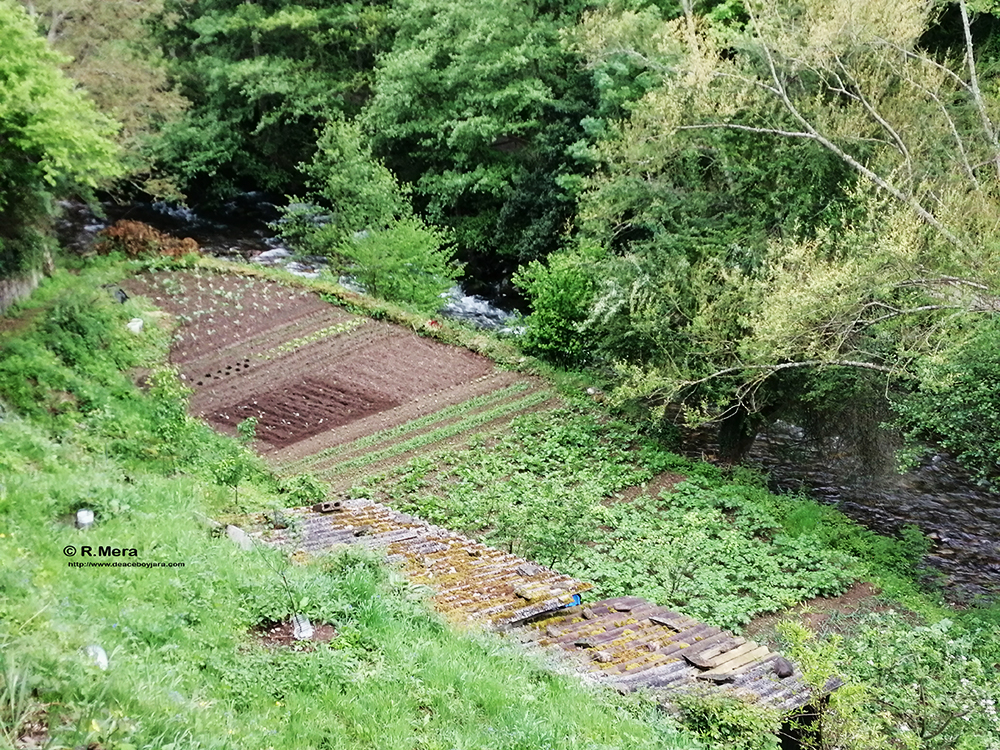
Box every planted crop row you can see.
[260,317,368,359]
[280,379,533,473]
[312,389,555,481]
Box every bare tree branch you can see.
[900,71,981,190]
[740,0,968,249]
[675,123,817,139]
[958,0,1000,182]
[683,359,902,390]
[833,56,914,191]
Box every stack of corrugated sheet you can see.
[253,499,591,628]
[521,596,832,712]
[246,500,836,712]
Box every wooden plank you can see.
[683,636,747,668]
[700,640,761,669]
[697,645,772,679]
[649,612,691,631]
[680,631,737,666]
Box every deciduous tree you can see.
[1,0,120,277]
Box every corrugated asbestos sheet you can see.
[246,499,834,712]
[252,499,591,628]
[519,597,835,712]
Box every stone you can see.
[254,247,292,263]
[773,656,794,679]
[292,613,314,641]
[593,650,614,663]
[352,525,372,537]
[84,644,108,670]
[516,563,542,577]
[226,524,253,551]
[582,607,597,620]
[545,626,561,638]
[574,639,595,649]
[75,509,95,530]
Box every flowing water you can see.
[56,196,521,330]
[56,196,1000,602]
[684,418,1000,603]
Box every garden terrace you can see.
[134,267,836,715]
[121,271,555,473]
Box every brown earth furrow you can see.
[195,326,494,449]
[274,377,545,471]
[186,323,400,417]
[176,306,355,370]
[194,324,487,418]
[122,272,333,363]
[298,382,551,476]
[269,369,529,466]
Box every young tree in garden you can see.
[533,0,1000,463]
[279,119,460,311]
[0,0,120,279]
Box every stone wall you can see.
[0,270,42,315]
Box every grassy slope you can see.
[0,261,697,750]
[3,256,999,749]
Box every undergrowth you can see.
[359,407,868,630]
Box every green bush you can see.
[340,217,460,311]
[895,320,1000,480]
[674,693,780,750]
[278,473,327,506]
[514,246,601,365]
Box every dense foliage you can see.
[4,1,1000,743]
[0,0,119,277]
[152,0,394,201]
[6,0,999,472]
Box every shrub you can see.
[894,318,1000,480]
[674,692,781,750]
[278,473,327,506]
[94,220,199,259]
[513,246,601,365]
[340,217,459,311]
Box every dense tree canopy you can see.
[363,0,597,265]
[18,0,186,194]
[516,0,1000,468]
[153,0,394,201]
[0,0,120,276]
[4,0,999,472]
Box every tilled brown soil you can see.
[270,369,526,467]
[122,271,525,455]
